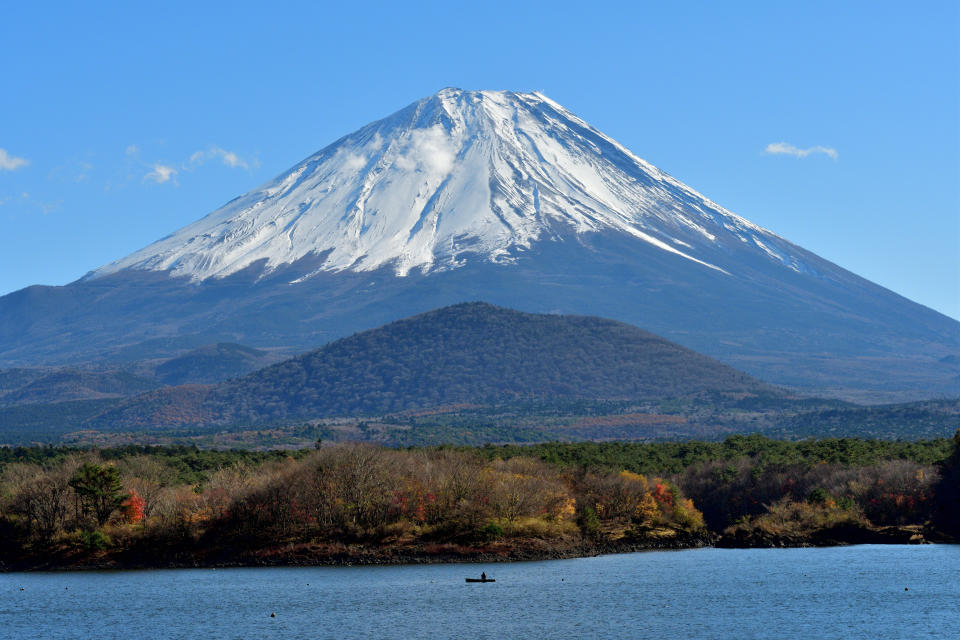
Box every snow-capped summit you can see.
[91,89,809,282]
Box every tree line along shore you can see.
[1,433,958,570]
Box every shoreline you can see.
[2,533,715,572]
[716,523,949,549]
[3,527,953,572]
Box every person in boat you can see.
[481,572,486,581]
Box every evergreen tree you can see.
[69,463,127,527]
[933,429,960,537]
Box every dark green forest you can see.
[88,303,780,430]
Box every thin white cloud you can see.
[39,199,62,215]
[13,191,62,214]
[0,148,29,171]
[187,146,256,170]
[48,158,94,184]
[392,126,455,175]
[764,142,838,160]
[144,164,178,184]
[74,161,93,183]
[138,145,254,187]
[341,152,367,171]
[217,148,248,169]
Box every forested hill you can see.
[91,303,783,429]
[154,342,282,385]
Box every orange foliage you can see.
[653,482,675,507]
[120,489,145,524]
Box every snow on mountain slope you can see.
[90,89,811,283]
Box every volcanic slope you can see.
[1,89,957,399]
[89,303,783,429]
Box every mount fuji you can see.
[2,89,957,400]
[92,89,784,282]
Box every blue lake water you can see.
[2,545,958,639]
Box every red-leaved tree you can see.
[121,489,145,524]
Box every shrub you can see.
[80,529,111,551]
[480,522,504,540]
[577,506,601,538]
[807,488,833,506]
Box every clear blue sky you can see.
[2,1,958,319]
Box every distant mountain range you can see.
[0,343,282,409]
[0,369,158,407]
[0,89,956,402]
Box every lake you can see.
[2,545,958,639]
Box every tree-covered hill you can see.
[154,342,282,385]
[0,369,159,407]
[90,302,783,429]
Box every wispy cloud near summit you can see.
[140,146,254,185]
[188,146,256,170]
[764,142,838,160]
[144,164,178,184]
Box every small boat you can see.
[465,577,495,583]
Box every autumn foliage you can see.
[0,445,708,564]
[0,435,953,567]
[121,489,145,524]
[207,446,706,549]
